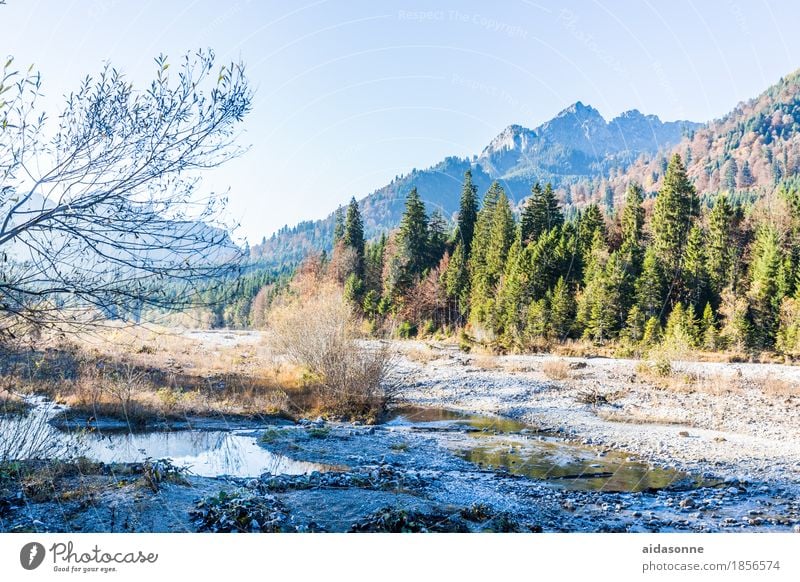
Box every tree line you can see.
[324,153,800,355]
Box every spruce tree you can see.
[521,182,563,243]
[707,195,734,303]
[343,197,365,278]
[748,225,784,348]
[651,154,698,303]
[636,246,665,319]
[470,184,514,331]
[427,209,448,267]
[548,276,575,341]
[620,183,645,276]
[682,225,708,310]
[333,206,345,243]
[397,187,430,283]
[456,170,479,256]
[701,302,719,350]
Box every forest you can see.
[238,153,800,358]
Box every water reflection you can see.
[81,430,341,478]
[456,440,699,492]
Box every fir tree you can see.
[456,170,479,256]
[682,225,708,310]
[343,197,365,278]
[397,187,430,282]
[636,246,665,319]
[548,276,575,340]
[651,154,698,303]
[520,182,563,243]
[747,225,784,348]
[427,209,448,267]
[707,195,735,303]
[701,302,719,350]
[620,183,645,276]
[333,206,345,243]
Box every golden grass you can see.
[542,359,571,381]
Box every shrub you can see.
[268,285,396,421]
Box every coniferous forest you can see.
[298,154,800,357]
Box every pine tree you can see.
[520,182,563,243]
[578,203,606,253]
[724,158,738,191]
[397,187,430,282]
[707,195,734,303]
[456,170,479,256]
[343,197,365,278]
[642,316,663,346]
[651,154,698,304]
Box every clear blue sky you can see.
[4,0,799,243]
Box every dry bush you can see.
[268,285,395,421]
[0,401,83,463]
[542,359,570,381]
[757,375,798,397]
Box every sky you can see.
[3,0,800,243]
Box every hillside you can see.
[592,69,800,206]
[254,104,698,266]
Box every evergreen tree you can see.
[427,209,448,267]
[707,195,735,303]
[724,158,738,191]
[548,276,575,340]
[520,182,563,243]
[397,187,430,282]
[682,225,708,310]
[636,246,665,319]
[747,225,784,348]
[442,241,470,318]
[620,183,645,276]
[470,184,515,331]
[343,197,365,278]
[651,154,698,304]
[333,206,345,243]
[456,170,479,256]
[701,302,719,350]
[623,305,646,344]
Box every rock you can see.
[726,487,739,496]
[632,511,642,518]
[793,524,800,533]
[679,497,696,509]
[678,431,690,437]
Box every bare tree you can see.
[0,49,251,336]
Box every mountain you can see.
[252,100,702,266]
[594,70,800,201]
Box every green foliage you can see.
[651,154,698,303]
[520,182,563,244]
[456,170,479,256]
[397,187,431,285]
[343,197,366,278]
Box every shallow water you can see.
[454,439,700,492]
[79,430,342,478]
[3,399,707,491]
